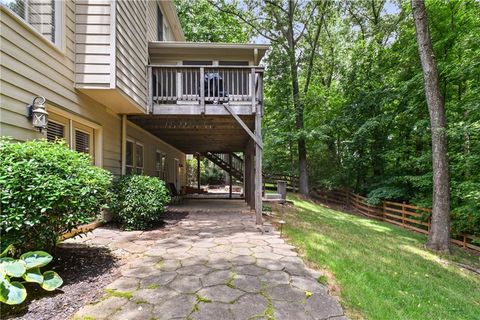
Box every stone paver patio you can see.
[70,200,346,320]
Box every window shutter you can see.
[47,121,65,142]
[75,130,90,154]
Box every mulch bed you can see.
[2,245,123,320]
[2,211,190,320]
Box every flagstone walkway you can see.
[71,200,346,320]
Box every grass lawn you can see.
[280,195,480,320]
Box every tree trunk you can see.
[286,0,308,196]
[288,54,308,195]
[411,0,451,253]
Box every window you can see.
[161,153,167,179]
[183,61,213,66]
[73,122,94,160]
[1,0,62,47]
[155,151,162,178]
[156,151,167,180]
[126,140,134,174]
[74,130,90,154]
[218,61,249,66]
[126,140,144,175]
[46,121,65,142]
[135,143,144,174]
[157,5,163,41]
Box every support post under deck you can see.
[197,153,201,193]
[254,111,263,225]
[229,153,233,199]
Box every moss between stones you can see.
[104,289,133,299]
[154,260,165,269]
[196,295,212,303]
[257,284,276,320]
[135,299,149,304]
[191,294,212,313]
[226,271,237,288]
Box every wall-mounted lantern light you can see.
[27,96,48,132]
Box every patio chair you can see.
[167,183,182,204]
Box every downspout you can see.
[121,114,127,175]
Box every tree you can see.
[175,0,252,42]
[411,0,451,253]
[210,0,331,195]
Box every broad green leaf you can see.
[0,258,26,277]
[0,245,13,258]
[41,271,63,291]
[0,278,27,305]
[23,267,43,284]
[20,251,52,269]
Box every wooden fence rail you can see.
[310,188,480,253]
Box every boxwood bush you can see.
[0,139,112,253]
[109,175,170,230]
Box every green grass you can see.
[281,195,480,320]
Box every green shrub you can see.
[0,139,112,253]
[109,175,170,230]
[200,165,224,185]
[0,246,63,305]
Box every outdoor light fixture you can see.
[279,220,285,237]
[27,96,48,131]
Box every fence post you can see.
[382,201,386,221]
[402,201,406,227]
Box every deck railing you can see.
[148,65,264,111]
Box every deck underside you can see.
[129,114,254,153]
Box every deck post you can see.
[147,66,153,113]
[197,153,201,193]
[200,67,205,114]
[251,67,256,113]
[229,153,233,199]
[254,110,263,225]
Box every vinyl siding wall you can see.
[0,2,122,175]
[146,1,175,42]
[74,0,114,87]
[1,1,186,179]
[115,0,148,111]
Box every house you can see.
[0,0,268,223]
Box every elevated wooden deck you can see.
[147,65,264,116]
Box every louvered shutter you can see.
[75,130,90,154]
[47,121,65,142]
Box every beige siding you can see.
[0,3,121,175]
[146,0,158,42]
[75,0,114,88]
[115,0,147,111]
[127,122,186,188]
[147,1,176,42]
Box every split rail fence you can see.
[310,188,480,253]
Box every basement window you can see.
[126,140,134,174]
[136,143,144,174]
[46,121,65,143]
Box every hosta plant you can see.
[0,247,63,305]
